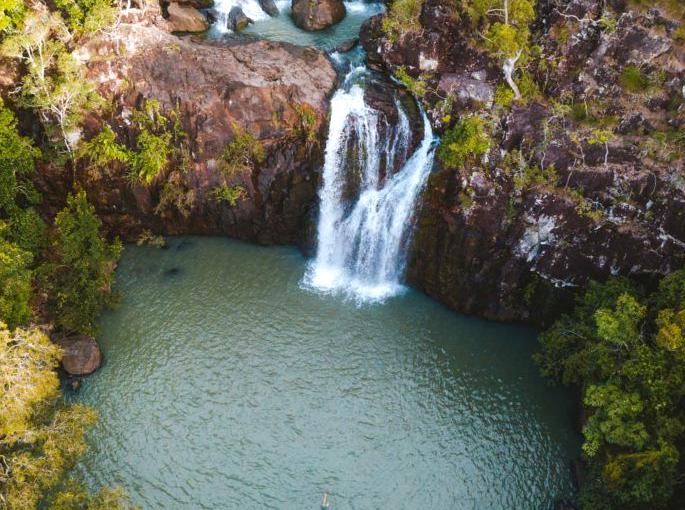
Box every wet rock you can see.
[175,0,214,8]
[228,6,252,31]
[57,336,102,376]
[259,0,279,16]
[166,2,209,32]
[335,38,358,53]
[291,0,346,31]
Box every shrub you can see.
[76,124,130,169]
[291,103,319,145]
[394,67,428,98]
[41,191,122,335]
[211,184,245,207]
[218,125,265,176]
[381,0,424,43]
[54,0,117,34]
[619,65,650,94]
[437,116,491,169]
[0,233,33,329]
[130,129,171,185]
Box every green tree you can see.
[55,0,117,34]
[536,273,685,509]
[0,231,33,329]
[1,9,101,155]
[0,323,136,509]
[437,116,491,169]
[465,0,536,99]
[41,191,122,335]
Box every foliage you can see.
[154,171,195,218]
[218,124,265,176]
[437,116,491,169]
[0,0,24,33]
[290,103,319,145]
[0,323,136,509]
[394,67,428,98]
[54,0,117,34]
[0,231,33,329]
[536,273,685,509]
[619,65,650,94]
[136,229,166,248]
[1,9,101,154]
[76,124,130,169]
[211,184,245,207]
[0,99,41,217]
[465,0,535,57]
[381,0,424,43]
[41,192,122,335]
[130,130,171,185]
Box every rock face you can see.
[291,0,345,31]
[166,2,209,32]
[37,15,337,248]
[57,336,103,376]
[228,6,252,31]
[362,0,685,324]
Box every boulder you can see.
[438,72,494,108]
[335,37,358,53]
[291,0,345,31]
[175,0,214,8]
[259,0,279,16]
[167,2,209,32]
[228,6,252,31]
[57,335,102,376]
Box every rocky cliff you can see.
[362,0,685,324]
[36,3,337,247]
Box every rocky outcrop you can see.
[37,13,337,247]
[57,336,103,376]
[166,2,209,32]
[228,6,252,31]
[363,0,685,324]
[291,0,345,31]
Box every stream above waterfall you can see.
[72,238,579,509]
[209,0,384,49]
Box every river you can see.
[72,237,579,509]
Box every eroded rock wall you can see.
[362,0,685,324]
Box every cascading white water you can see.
[305,69,436,301]
[212,0,275,33]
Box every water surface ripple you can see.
[74,237,578,509]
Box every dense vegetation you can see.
[537,274,685,509]
[0,1,131,507]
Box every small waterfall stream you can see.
[305,65,436,301]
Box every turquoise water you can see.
[73,237,579,509]
[209,1,384,50]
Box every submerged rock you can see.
[335,38,358,53]
[57,336,103,376]
[166,2,209,32]
[228,6,252,31]
[291,0,346,31]
[259,0,279,16]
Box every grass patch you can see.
[619,65,651,94]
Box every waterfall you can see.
[305,68,436,302]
